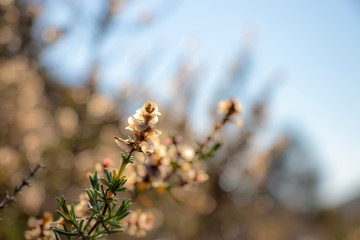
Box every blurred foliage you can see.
[1,0,360,240]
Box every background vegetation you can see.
[0,1,359,240]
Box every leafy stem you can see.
[53,149,135,239]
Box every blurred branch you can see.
[0,163,45,221]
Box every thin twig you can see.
[101,222,110,234]
[197,114,230,156]
[87,203,108,236]
[0,163,45,221]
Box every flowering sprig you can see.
[197,98,242,160]
[50,101,162,239]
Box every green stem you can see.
[118,147,135,177]
[197,114,230,156]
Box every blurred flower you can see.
[41,27,64,42]
[110,0,127,15]
[54,217,72,233]
[179,145,195,161]
[176,162,208,185]
[0,147,19,173]
[0,0,12,7]
[123,141,172,192]
[0,26,12,44]
[139,7,153,24]
[19,184,45,215]
[94,158,114,180]
[55,107,78,138]
[217,98,242,116]
[143,141,171,188]
[87,94,115,121]
[25,2,43,17]
[123,165,139,191]
[165,136,182,145]
[101,158,112,169]
[215,98,242,131]
[74,193,90,217]
[125,209,154,237]
[25,212,54,240]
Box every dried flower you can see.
[213,98,242,132]
[114,136,134,152]
[115,101,162,156]
[125,101,162,153]
[217,98,242,116]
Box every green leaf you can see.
[85,189,96,206]
[127,155,134,164]
[170,161,181,169]
[53,231,61,240]
[204,142,222,159]
[115,211,130,221]
[56,196,69,215]
[108,203,117,217]
[101,178,110,187]
[83,213,95,232]
[110,229,124,233]
[89,171,100,190]
[70,204,76,221]
[116,187,127,192]
[56,210,70,222]
[88,203,98,214]
[53,228,82,236]
[55,197,62,208]
[100,185,106,198]
[96,228,124,236]
[106,220,122,228]
[105,168,112,182]
[79,219,84,231]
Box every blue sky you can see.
[38,0,360,207]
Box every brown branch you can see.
[0,163,45,221]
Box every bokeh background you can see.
[0,0,360,239]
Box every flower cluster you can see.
[168,140,209,186]
[117,138,209,197]
[115,101,161,155]
[114,100,242,196]
[137,140,172,189]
